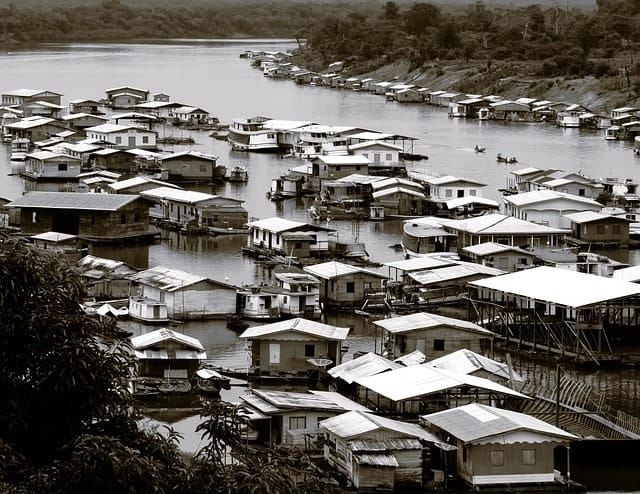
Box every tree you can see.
[382,1,399,20]
[403,2,441,37]
[0,239,186,493]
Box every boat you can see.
[474,145,486,153]
[213,164,227,182]
[210,130,229,141]
[128,296,169,324]
[496,153,517,163]
[9,137,29,161]
[227,116,280,152]
[235,285,280,320]
[400,218,457,258]
[477,107,491,120]
[226,314,249,331]
[158,378,192,394]
[227,165,249,182]
[605,125,623,140]
[2,133,12,143]
[195,368,231,396]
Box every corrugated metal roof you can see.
[239,317,350,341]
[141,186,216,204]
[370,177,421,190]
[445,196,498,209]
[511,167,541,176]
[443,213,568,235]
[129,266,207,291]
[328,352,403,384]
[109,177,182,191]
[426,175,486,186]
[372,187,425,199]
[373,312,494,336]
[564,211,629,224]
[384,257,455,272]
[304,261,387,280]
[252,389,347,411]
[504,190,601,207]
[336,174,384,185]
[421,403,576,443]
[462,242,531,257]
[349,140,403,151]
[394,350,427,366]
[31,231,76,242]
[308,390,370,411]
[160,150,218,162]
[427,349,524,384]
[8,192,141,211]
[130,327,205,351]
[350,439,387,451]
[246,217,305,232]
[354,364,529,402]
[613,265,640,282]
[320,410,443,443]
[353,453,399,467]
[313,155,370,165]
[470,266,640,308]
[85,123,135,133]
[407,263,504,285]
[7,117,55,129]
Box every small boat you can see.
[9,137,29,161]
[227,165,249,183]
[474,145,486,153]
[2,133,12,143]
[195,368,231,396]
[158,378,192,394]
[496,153,517,163]
[226,314,249,331]
[129,296,169,324]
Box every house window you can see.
[142,136,149,144]
[58,163,68,171]
[355,165,361,171]
[362,153,368,159]
[159,292,165,302]
[295,242,303,248]
[491,450,504,466]
[457,190,464,198]
[336,166,341,171]
[346,281,355,293]
[522,449,536,465]
[386,153,392,161]
[596,225,605,235]
[115,136,122,144]
[304,344,315,357]
[267,133,274,139]
[283,296,288,304]
[91,214,95,225]
[200,164,207,172]
[470,190,476,196]
[578,188,585,196]
[330,280,335,291]
[120,213,126,224]
[445,189,452,198]
[289,416,306,430]
[612,224,621,234]
[496,237,509,245]
[433,339,445,351]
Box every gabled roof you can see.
[7,117,55,129]
[426,349,524,384]
[320,410,442,443]
[462,242,534,257]
[25,150,81,161]
[372,312,494,336]
[159,150,218,162]
[445,196,499,209]
[241,389,367,414]
[304,261,387,280]
[354,364,529,402]
[246,217,328,233]
[407,262,505,285]
[129,266,208,291]
[3,89,62,97]
[31,231,76,242]
[109,177,182,192]
[130,327,204,351]
[384,256,456,272]
[372,186,424,199]
[85,123,138,133]
[62,113,109,122]
[328,352,403,384]
[239,317,350,341]
[443,213,568,235]
[349,140,404,151]
[8,192,142,211]
[564,211,631,224]
[426,175,486,187]
[503,190,601,208]
[470,266,640,308]
[141,187,225,205]
[422,403,576,443]
[312,155,370,166]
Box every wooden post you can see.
[555,364,561,427]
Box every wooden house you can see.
[539,177,604,199]
[370,177,427,217]
[134,101,184,120]
[1,89,62,107]
[311,155,370,182]
[303,261,388,308]
[423,175,487,202]
[158,150,223,183]
[353,364,529,416]
[142,186,247,231]
[461,242,538,272]
[372,312,494,361]
[69,98,102,114]
[90,148,137,173]
[421,404,576,490]
[437,196,500,219]
[7,192,157,242]
[108,176,182,195]
[503,190,602,229]
[239,318,350,374]
[246,217,335,257]
[21,101,66,119]
[349,141,404,176]
[272,268,322,318]
[6,116,68,143]
[239,389,368,446]
[85,123,157,150]
[129,265,236,320]
[489,100,532,121]
[130,328,206,379]
[448,97,485,118]
[564,211,631,247]
[105,86,149,108]
[62,113,109,131]
[401,217,458,257]
[21,150,82,182]
[321,410,443,492]
[76,254,138,300]
[395,88,423,103]
[29,231,82,261]
[328,352,404,399]
[172,106,210,125]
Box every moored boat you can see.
[9,137,29,161]
[227,165,249,182]
[227,116,280,151]
[195,368,231,396]
[129,296,169,324]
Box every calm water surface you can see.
[3,41,640,465]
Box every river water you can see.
[3,40,640,463]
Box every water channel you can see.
[3,40,640,464]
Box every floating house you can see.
[85,123,157,150]
[76,254,138,300]
[158,150,224,183]
[303,261,388,309]
[461,242,538,272]
[422,175,488,202]
[1,88,62,107]
[321,410,443,492]
[370,177,427,217]
[328,352,404,398]
[421,404,576,490]
[141,186,247,232]
[21,151,82,188]
[7,192,157,242]
[172,106,210,125]
[503,190,602,229]
[129,265,236,320]
[105,86,149,108]
[310,155,370,186]
[108,176,181,195]
[61,113,109,131]
[349,141,404,176]
[246,217,335,257]
[239,318,350,374]
[90,148,137,173]
[372,312,494,361]
[30,231,82,261]
[130,327,206,379]
[272,267,322,318]
[69,98,103,114]
[134,101,184,120]
[239,389,368,446]
[401,217,458,257]
[6,116,68,143]
[236,285,281,320]
[564,211,631,247]
[468,266,640,364]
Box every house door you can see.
[373,153,381,164]
[128,136,136,148]
[298,295,306,312]
[51,212,80,235]
[416,339,425,354]
[269,343,280,364]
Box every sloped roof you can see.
[426,175,486,186]
[445,196,499,209]
[443,213,568,235]
[239,317,350,341]
[426,349,524,384]
[470,266,640,307]
[313,155,370,165]
[372,187,424,199]
[407,262,505,285]
[141,186,217,204]
[422,403,576,443]
[373,312,494,336]
[328,352,403,384]
[349,140,404,151]
[241,389,367,413]
[129,266,208,291]
[130,327,204,351]
[564,211,630,224]
[8,192,141,211]
[384,256,456,272]
[462,242,533,257]
[109,177,182,192]
[503,190,601,208]
[304,261,387,280]
[320,410,442,443]
[160,150,218,162]
[31,231,76,242]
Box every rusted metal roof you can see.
[8,192,141,211]
[129,266,207,292]
[373,312,493,336]
[239,317,349,341]
[130,328,205,352]
[427,349,524,385]
[353,453,398,467]
[328,352,403,384]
